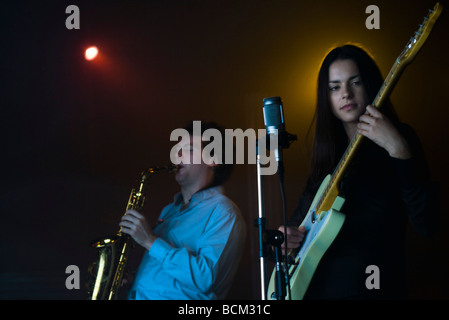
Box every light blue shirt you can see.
[128,186,246,300]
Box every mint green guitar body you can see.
[267,174,346,300]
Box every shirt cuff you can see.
[148,237,172,262]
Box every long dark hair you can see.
[309,44,399,188]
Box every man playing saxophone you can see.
[119,121,246,300]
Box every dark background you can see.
[0,0,448,299]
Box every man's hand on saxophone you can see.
[119,209,157,251]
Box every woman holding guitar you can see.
[280,44,437,299]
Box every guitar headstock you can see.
[398,2,443,65]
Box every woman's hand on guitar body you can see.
[278,225,306,251]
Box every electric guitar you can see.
[267,2,442,300]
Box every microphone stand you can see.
[256,138,268,300]
[256,131,297,300]
[256,138,287,300]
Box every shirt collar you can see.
[173,185,224,206]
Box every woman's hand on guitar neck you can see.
[278,225,306,251]
[357,105,412,159]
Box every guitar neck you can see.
[373,59,405,108]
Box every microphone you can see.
[262,97,297,175]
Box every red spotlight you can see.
[85,46,99,61]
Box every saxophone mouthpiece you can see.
[147,164,179,174]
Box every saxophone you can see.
[87,165,178,300]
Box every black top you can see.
[289,124,438,299]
